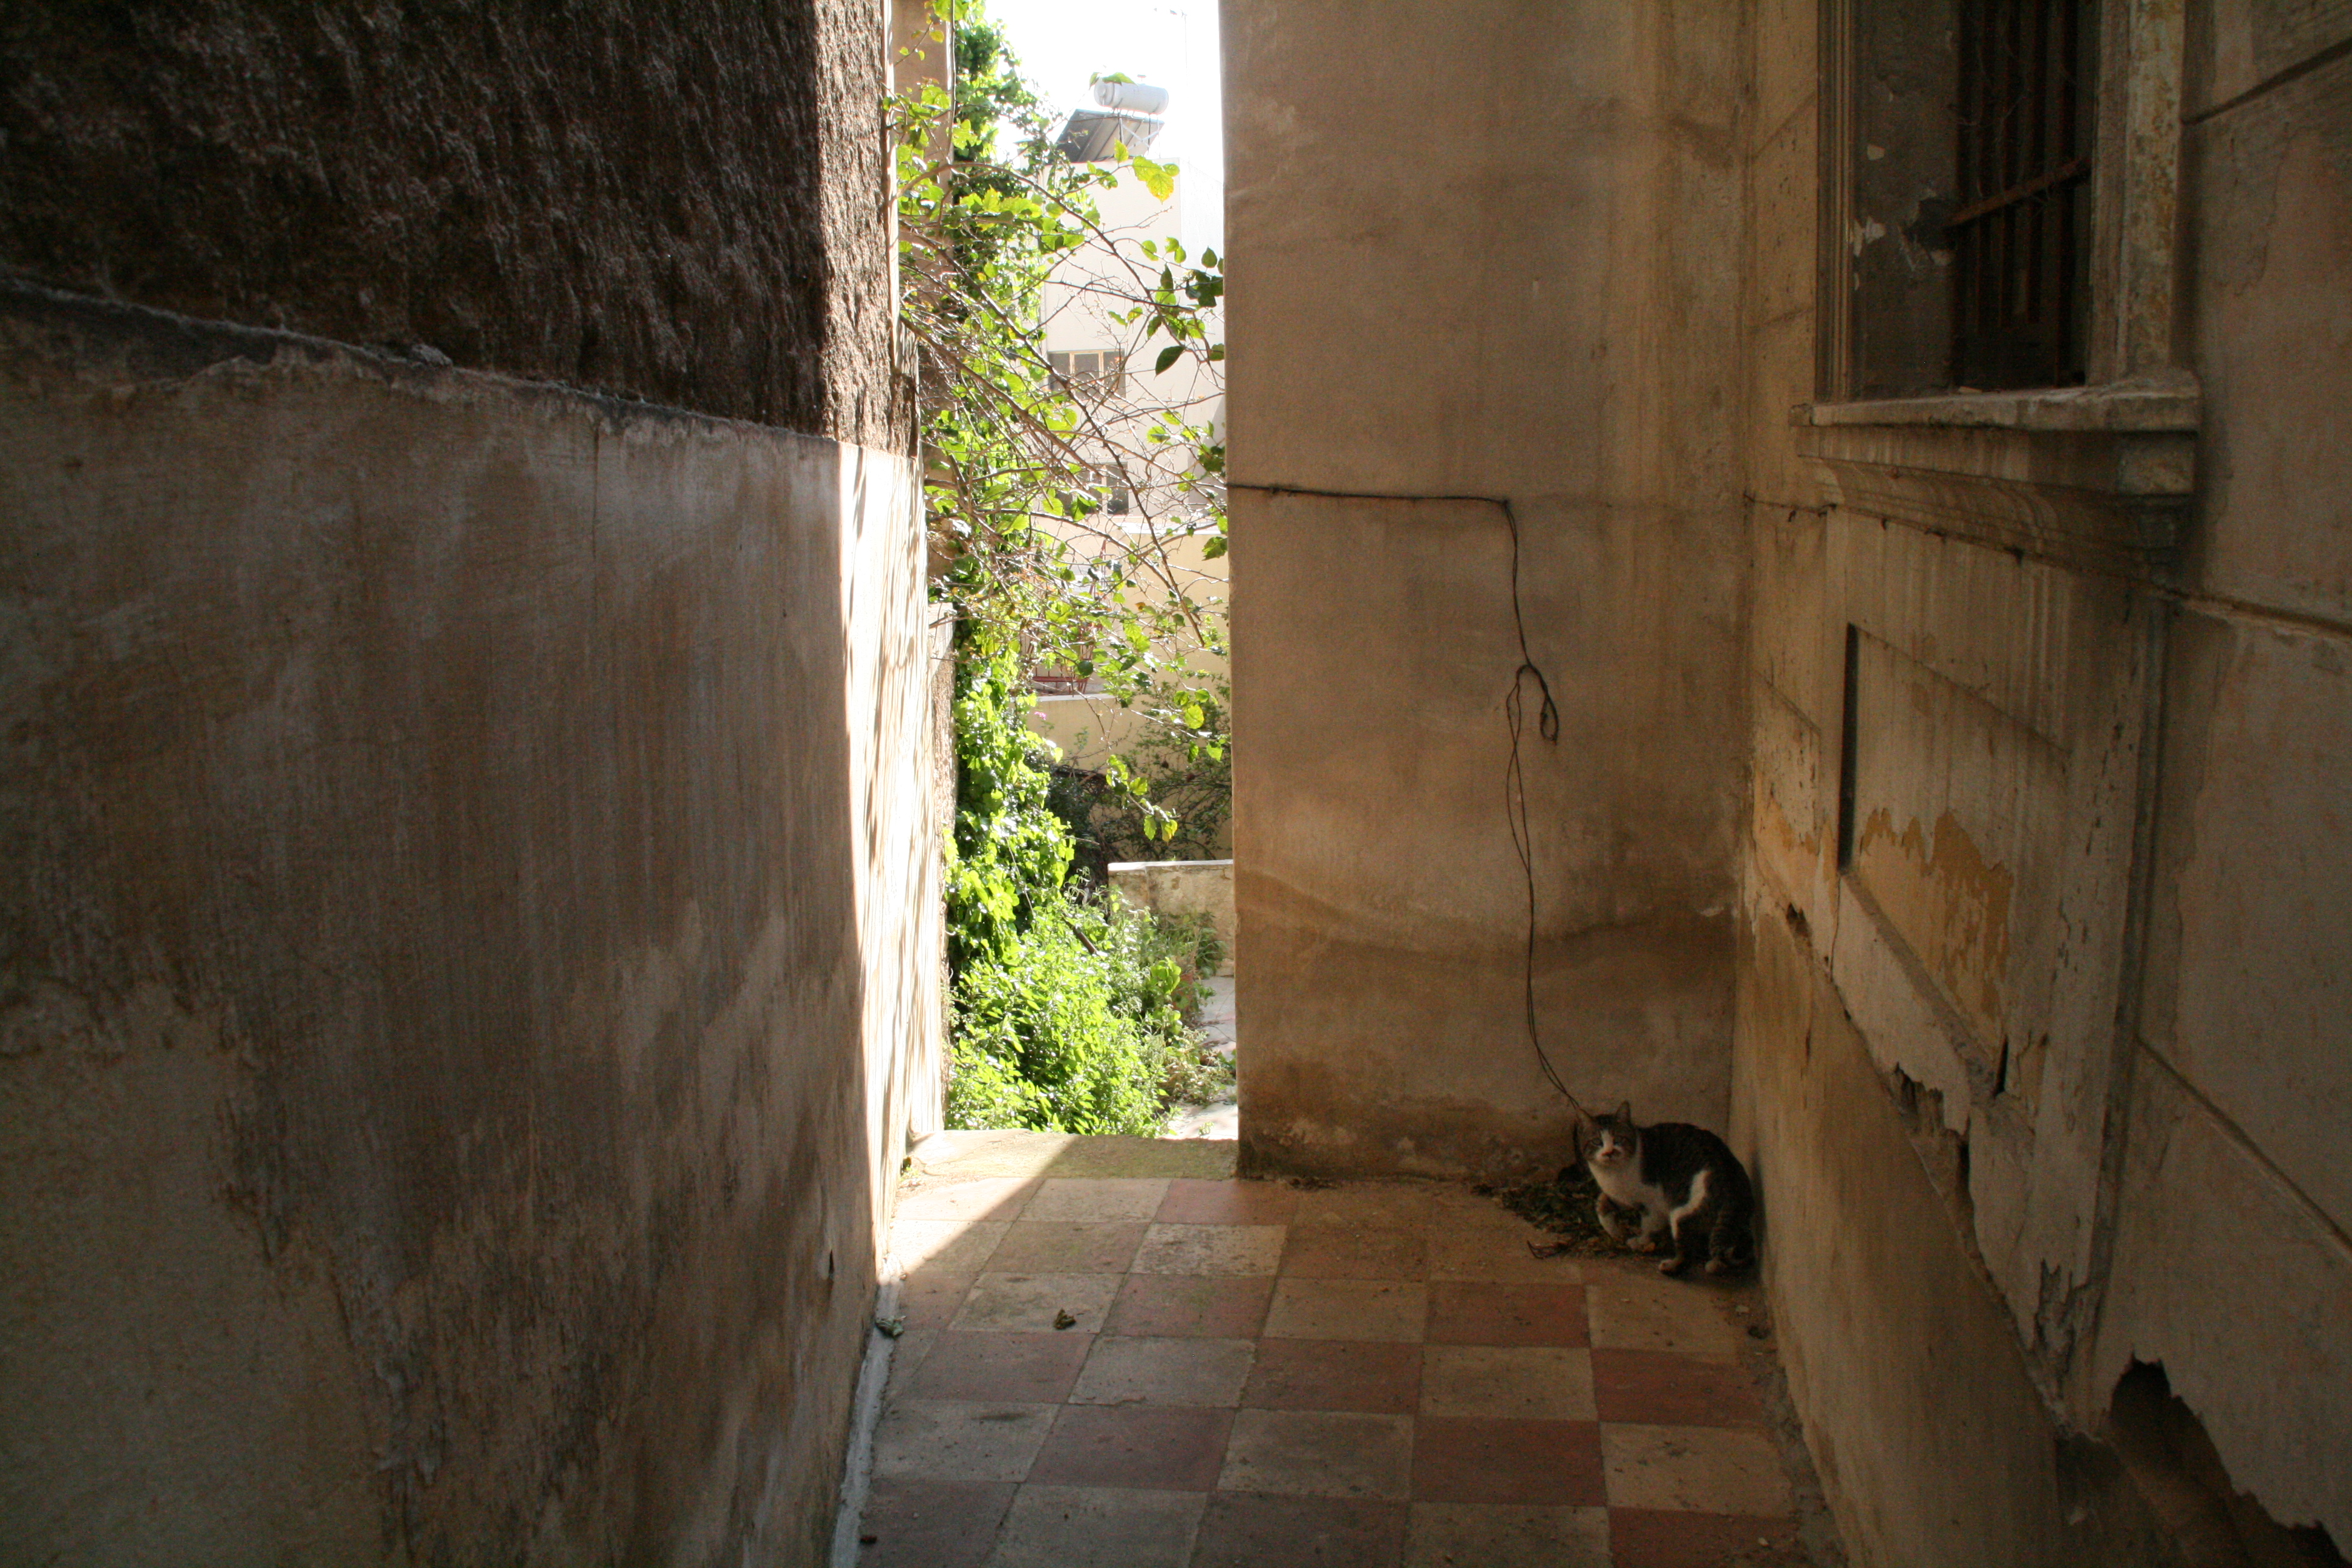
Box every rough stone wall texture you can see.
[0,0,905,449]
[0,287,933,1563]
[1730,0,2352,1559]
[1223,0,1747,1180]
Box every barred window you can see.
[1949,0,2096,390]
[1828,0,2099,397]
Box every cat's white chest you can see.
[1592,1160,1667,1215]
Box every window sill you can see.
[1801,373,2200,434]
[1794,374,2200,581]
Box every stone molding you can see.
[1797,376,2201,581]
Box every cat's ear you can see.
[1615,1100,1633,1125]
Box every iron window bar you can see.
[1949,0,2095,390]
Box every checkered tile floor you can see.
[856,1169,1824,1567]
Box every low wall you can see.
[1108,858,1236,973]
[1031,693,1149,771]
[0,287,936,1566]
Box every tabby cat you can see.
[1579,1102,1756,1276]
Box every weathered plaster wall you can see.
[0,0,904,448]
[0,289,935,1564]
[1734,901,2179,1567]
[1733,0,2352,1559]
[2091,8,2352,1542]
[1223,0,1748,1179]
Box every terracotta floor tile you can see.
[1264,1279,1428,1342]
[1422,1184,1523,1227]
[984,1221,1147,1274]
[900,1271,978,1333]
[1423,1282,1588,1347]
[896,1177,1041,1224]
[890,1220,1013,1276]
[1591,1348,1765,1428]
[1280,1223,1429,1280]
[856,1477,1014,1568]
[883,1327,938,1403]
[1022,1178,1170,1224]
[1025,1404,1235,1491]
[1426,1223,1586,1284]
[1607,1507,1805,1568]
[1582,1266,1740,1354]
[1217,1409,1414,1500]
[954,1273,1121,1334]
[1242,1339,1422,1415]
[1599,1424,1792,1516]
[1291,1183,1437,1232]
[1419,1345,1596,1421]
[914,1331,1094,1405]
[1411,1417,1606,1506]
[1157,1177,1300,1225]
[1190,1493,1408,1567]
[872,1399,1057,1483]
[1106,1273,1275,1338]
[984,1484,1206,1568]
[1068,1335,1255,1408]
[1402,1502,1611,1567]
[1131,1223,1287,1276]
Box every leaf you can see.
[1154,344,1184,376]
[1183,703,1206,728]
[1200,535,1228,560]
[1132,156,1177,201]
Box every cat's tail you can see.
[1708,1189,1757,1272]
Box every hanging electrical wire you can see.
[1230,482,1590,1121]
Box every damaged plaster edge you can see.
[0,276,854,452]
[1805,877,2106,1428]
[1825,873,1990,1130]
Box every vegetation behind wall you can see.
[901,3,1231,1131]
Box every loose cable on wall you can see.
[1232,481,1589,1120]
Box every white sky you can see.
[981,0,1225,256]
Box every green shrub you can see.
[945,629,1232,1134]
[948,894,1193,1135]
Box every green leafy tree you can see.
[897,2,1232,1132]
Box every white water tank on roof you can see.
[1091,80,1171,115]
[1055,80,1170,163]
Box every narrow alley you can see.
[851,1133,1837,1567]
[4,2,2348,1564]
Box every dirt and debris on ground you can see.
[1474,1163,1623,1255]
